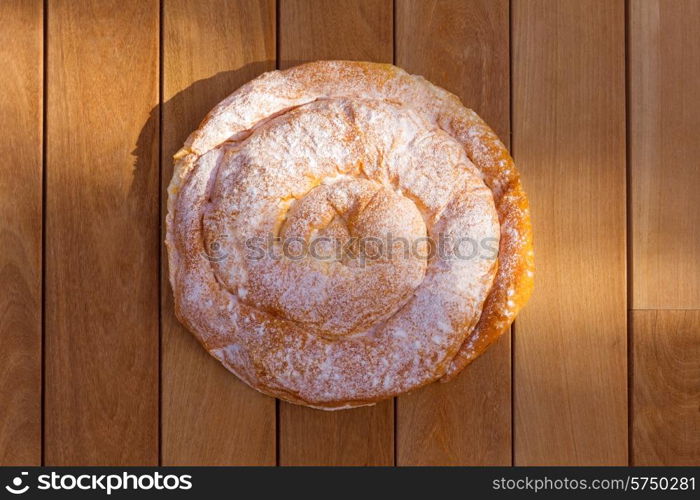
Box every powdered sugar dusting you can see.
[166,61,533,409]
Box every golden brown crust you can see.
[437,111,535,379]
[166,61,533,409]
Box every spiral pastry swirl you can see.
[166,61,533,409]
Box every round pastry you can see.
[166,61,533,409]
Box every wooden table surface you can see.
[1,0,698,466]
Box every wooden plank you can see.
[279,402,393,465]
[278,0,392,66]
[277,0,394,466]
[395,0,512,466]
[632,310,699,465]
[45,0,159,465]
[629,0,700,467]
[629,0,700,310]
[161,0,276,465]
[0,0,43,466]
[512,0,628,465]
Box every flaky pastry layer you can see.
[166,61,533,409]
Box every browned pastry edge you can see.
[439,113,534,379]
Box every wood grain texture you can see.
[279,401,393,465]
[2,0,696,468]
[512,0,628,465]
[395,0,512,466]
[632,310,699,465]
[629,0,700,310]
[277,0,394,466]
[279,0,392,66]
[45,0,159,465]
[0,0,42,466]
[162,0,276,465]
[629,1,700,467]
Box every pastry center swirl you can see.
[269,178,426,337]
[213,177,428,339]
